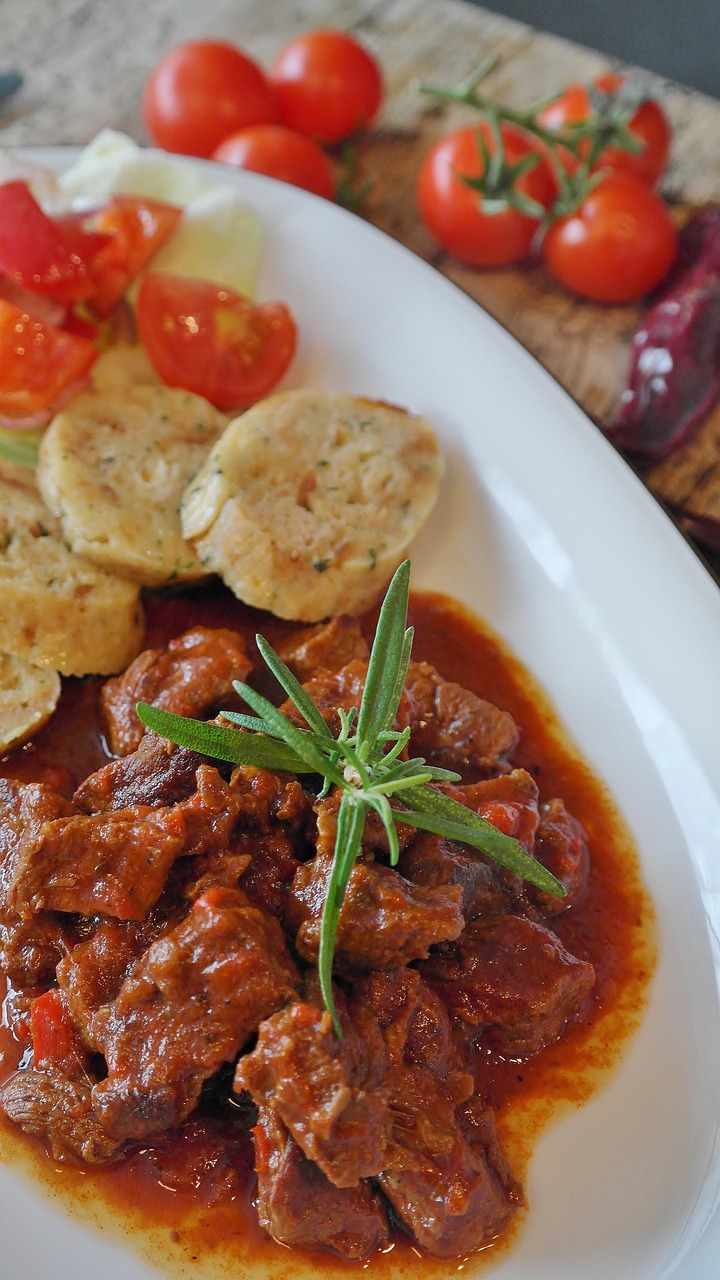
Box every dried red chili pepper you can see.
[609,207,720,462]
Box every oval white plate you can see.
[5,149,720,1280]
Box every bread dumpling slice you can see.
[37,385,227,586]
[0,461,144,676]
[0,654,61,751]
[181,389,444,621]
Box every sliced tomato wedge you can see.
[0,181,100,303]
[0,297,98,416]
[82,195,182,317]
[136,273,298,409]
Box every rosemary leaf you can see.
[318,794,366,1034]
[253,636,334,739]
[136,703,310,773]
[400,783,565,896]
[233,680,347,787]
[356,559,411,751]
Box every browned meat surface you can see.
[91,887,299,1139]
[235,990,390,1187]
[378,1096,522,1258]
[57,913,183,1041]
[228,765,313,835]
[101,626,253,756]
[0,1070,123,1165]
[275,616,370,681]
[398,661,519,770]
[9,804,188,921]
[74,732,205,813]
[355,968,521,1257]
[398,772,539,923]
[421,914,596,1057]
[237,831,302,917]
[175,765,243,859]
[283,658,518,772]
[0,779,77,984]
[286,851,464,972]
[528,798,590,915]
[252,1107,389,1260]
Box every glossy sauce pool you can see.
[0,585,657,1280]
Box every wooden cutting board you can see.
[3,0,720,576]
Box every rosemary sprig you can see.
[138,559,564,1034]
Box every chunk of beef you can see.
[314,788,414,861]
[237,831,301,918]
[57,911,185,1041]
[252,1106,388,1259]
[378,1096,522,1258]
[17,765,243,922]
[528,798,590,915]
[91,887,298,1140]
[283,658,518,773]
[0,1070,123,1165]
[9,803,187,921]
[421,914,595,1057]
[356,967,461,1082]
[0,779,76,985]
[74,731,205,813]
[227,766,314,837]
[354,969,522,1257]
[286,852,464,972]
[275,616,370,681]
[398,661,519,770]
[398,771,541,923]
[235,989,390,1188]
[101,626,252,756]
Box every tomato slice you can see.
[81,195,183,318]
[0,181,100,303]
[136,273,298,409]
[0,298,98,416]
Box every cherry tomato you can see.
[0,298,98,417]
[0,182,100,304]
[543,172,677,303]
[538,75,671,187]
[213,125,336,200]
[417,124,555,267]
[80,195,182,316]
[270,30,383,144]
[143,40,279,158]
[136,273,297,410]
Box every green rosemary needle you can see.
[138,559,564,1034]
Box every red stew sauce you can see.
[0,585,656,1280]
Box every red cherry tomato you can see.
[213,125,336,200]
[81,195,182,316]
[538,75,671,187]
[270,30,383,144]
[0,182,100,304]
[417,124,555,267]
[136,273,297,410]
[143,40,279,158]
[0,298,98,417]
[543,172,677,303]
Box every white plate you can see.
[5,149,720,1280]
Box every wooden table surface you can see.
[3,0,720,581]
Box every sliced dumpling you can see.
[181,389,444,621]
[0,461,144,676]
[37,385,227,586]
[0,654,61,750]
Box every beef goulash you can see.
[0,587,655,1270]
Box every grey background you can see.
[476,2,720,98]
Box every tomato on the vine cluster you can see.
[417,123,555,268]
[538,75,671,188]
[143,31,384,199]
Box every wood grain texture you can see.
[2,0,720,574]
